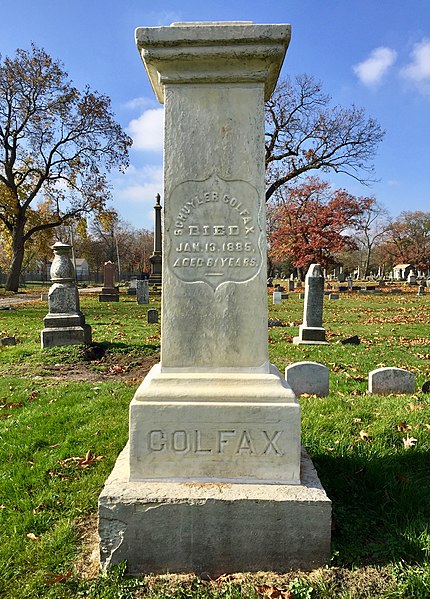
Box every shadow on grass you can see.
[310,449,430,567]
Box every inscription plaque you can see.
[166,175,264,290]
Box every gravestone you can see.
[417,285,425,296]
[1,337,16,346]
[98,21,330,576]
[136,280,149,305]
[127,279,137,295]
[99,261,120,302]
[293,264,328,345]
[368,367,415,395]
[273,291,282,304]
[41,242,92,348]
[285,362,329,397]
[328,293,339,300]
[147,308,158,323]
[407,270,417,285]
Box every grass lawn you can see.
[0,287,430,598]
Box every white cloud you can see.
[126,108,164,152]
[400,38,430,94]
[122,97,158,111]
[353,47,397,86]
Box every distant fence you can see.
[0,271,148,287]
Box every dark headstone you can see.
[341,335,360,345]
[147,309,159,324]
[1,337,16,346]
[422,381,430,394]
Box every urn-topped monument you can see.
[41,242,92,348]
[99,21,331,576]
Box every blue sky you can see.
[1,0,429,230]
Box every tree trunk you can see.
[5,221,26,292]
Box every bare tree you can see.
[265,74,385,202]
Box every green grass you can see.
[1,289,430,597]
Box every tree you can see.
[353,200,391,276]
[383,211,430,273]
[268,176,372,273]
[265,74,385,202]
[0,45,132,291]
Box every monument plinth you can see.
[99,21,331,575]
[148,193,162,286]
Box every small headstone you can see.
[147,309,158,324]
[417,285,425,296]
[41,293,48,301]
[127,279,137,295]
[273,291,282,305]
[1,337,16,346]
[288,280,295,292]
[285,362,329,397]
[341,335,360,345]
[390,289,402,294]
[328,293,339,300]
[281,293,289,300]
[368,367,415,395]
[136,280,149,305]
[407,271,417,285]
[421,381,430,394]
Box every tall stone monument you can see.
[293,263,328,345]
[99,21,331,575]
[41,242,92,348]
[148,193,162,286]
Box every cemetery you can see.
[0,16,430,599]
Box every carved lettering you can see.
[147,428,284,457]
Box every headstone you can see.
[99,21,330,577]
[407,270,417,285]
[147,308,158,323]
[285,362,329,397]
[99,261,120,302]
[1,337,16,346]
[288,280,295,291]
[273,291,282,304]
[127,279,137,295]
[368,367,415,395]
[328,293,339,300]
[136,280,149,305]
[298,292,305,299]
[40,293,48,301]
[293,264,328,345]
[41,242,92,348]
[281,293,289,300]
[148,193,163,286]
[417,285,425,296]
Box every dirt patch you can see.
[41,353,159,383]
[74,514,100,579]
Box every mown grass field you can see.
[0,287,429,598]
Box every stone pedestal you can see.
[148,193,163,286]
[99,21,330,575]
[41,243,92,348]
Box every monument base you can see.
[99,294,120,302]
[98,444,331,576]
[293,326,328,345]
[41,324,92,348]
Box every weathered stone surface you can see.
[99,20,330,575]
[99,444,331,575]
[136,280,149,305]
[285,361,329,397]
[1,337,16,346]
[368,367,415,395]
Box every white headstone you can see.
[285,362,329,397]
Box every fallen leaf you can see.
[255,584,293,598]
[359,430,370,441]
[403,435,418,449]
[397,422,412,432]
[27,532,39,541]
